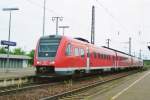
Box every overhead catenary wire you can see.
[25,0,132,43]
[24,0,90,37]
[24,0,86,26]
[25,0,60,16]
[95,0,129,33]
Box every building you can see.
[0,54,31,68]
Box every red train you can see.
[34,35,143,75]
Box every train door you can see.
[115,52,118,69]
[112,55,115,68]
[86,47,90,73]
[131,56,133,67]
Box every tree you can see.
[12,48,26,55]
[27,49,34,65]
[0,47,7,54]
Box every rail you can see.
[40,70,142,100]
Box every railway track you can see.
[0,76,34,87]
[0,75,70,96]
[0,74,97,97]
[40,69,142,100]
[0,69,144,100]
[0,82,61,96]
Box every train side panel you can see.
[54,38,87,75]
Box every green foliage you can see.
[144,60,150,67]
[0,47,35,65]
[0,47,7,54]
[12,48,26,55]
[27,49,35,65]
[0,47,26,55]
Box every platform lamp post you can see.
[129,37,132,55]
[59,26,69,36]
[42,0,46,36]
[2,7,19,71]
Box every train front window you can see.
[38,36,61,58]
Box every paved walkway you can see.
[0,67,35,79]
[90,70,150,100]
[112,71,150,100]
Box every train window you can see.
[65,44,72,56]
[103,54,105,59]
[107,56,109,60]
[113,56,115,60]
[38,37,61,58]
[94,52,97,59]
[98,53,101,59]
[96,53,98,59]
[120,57,121,60]
[105,55,107,59]
[100,54,103,59]
[116,57,118,60]
[86,48,90,57]
[80,49,85,58]
[74,48,79,56]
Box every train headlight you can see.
[51,61,55,64]
[37,61,40,64]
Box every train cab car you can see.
[34,35,89,75]
[34,35,62,75]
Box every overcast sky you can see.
[0,0,150,59]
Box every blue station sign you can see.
[1,40,16,46]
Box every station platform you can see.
[111,70,150,100]
[0,67,35,80]
[90,70,150,100]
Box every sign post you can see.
[2,7,19,72]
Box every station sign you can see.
[1,40,16,46]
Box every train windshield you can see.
[38,36,61,59]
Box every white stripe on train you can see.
[54,66,138,71]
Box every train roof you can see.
[38,35,142,59]
[102,46,132,56]
[74,37,90,43]
[102,46,143,59]
[40,35,62,39]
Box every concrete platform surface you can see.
[0,67,35,79]
[90,70,150,100]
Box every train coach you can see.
[34,35,143,75]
